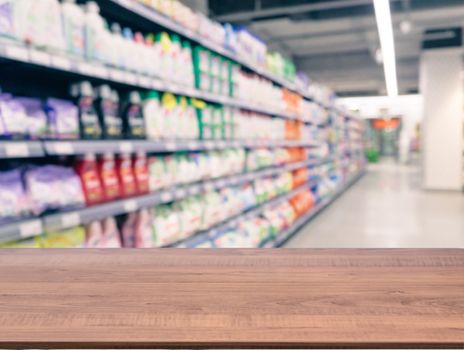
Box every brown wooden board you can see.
[0,249,463,349]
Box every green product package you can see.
[196,104,215,140]
[193,46,211,91]
[228,63,239,97]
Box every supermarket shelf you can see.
[0,157,328,243]
[105,0,302,95]
[0,219,43,245]
[0,139,320,158]
[0,41,302,121]
[42,139,320,156]
[43,158,325,232]
[0,141,44,158]
[262,170,366,248]
[173,180,316,248]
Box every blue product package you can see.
[15,97,48,139]
[0,169,29,222]
[25,165,85,215]
[0,0,13,37]
[45,98,79,139]
[0,93,27,139]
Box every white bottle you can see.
[43,0,65,50]
[84,1,105,61]
[61,0,85,56]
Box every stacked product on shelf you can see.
[0,0,365,249]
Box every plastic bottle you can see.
[146,33,160,77]
[84,1,105,61]
[133,152,149,194]
[181,41,194,87]
[61,0,85,56]
[122,27,139,72]
[116,154,137,197]
[110,23,126,69]
[75,154,104,205]
[94,85,122,139]
[122,91,145,139]
[97,153,120,201]
[134,31,149,75]
[143,90,162,140]
[70,81,101,139]
[170,34,182,82]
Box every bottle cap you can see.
[86,1,100,13]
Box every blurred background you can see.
[0,0,462,249]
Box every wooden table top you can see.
[0,249,463,349]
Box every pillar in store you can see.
[420,45,463,191]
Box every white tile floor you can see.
[285,160,464,248]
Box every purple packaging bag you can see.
[45,98,79,139]
[15,97,48,139]
[25,165,84,215]
[0,93,27,139]
[0,169,29,222]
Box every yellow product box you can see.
[38,226,86,248]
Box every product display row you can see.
[0,0,366,249]
[0,0,331,120]
[0,147,317,223]
[0,159,332,248]
[0,160,365,249]
[0,83,329,143]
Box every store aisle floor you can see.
[285,160,464,248]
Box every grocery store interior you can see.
[0,0,463,249]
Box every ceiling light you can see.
[375,48,383,64]
[373,0,398,97]
[400,20,412,34]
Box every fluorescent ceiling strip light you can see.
[373,0,398,96]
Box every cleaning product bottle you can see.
[155,32,171,79]
[133,152,149,194]
[181,41,194,87]
[143,90,162,140]
[116,153,137,197]
[94,85,122,139]
[84,1,105,61]
[97,153,120,201]
[70,81,101,139]
[170,34,182,83]
[134,31,149,75]
[122,91,145,139]
[110,23,126,69]
[75,154,104,205]
[122,27,139,72]
[145,34,158,77]
[61,0,85,56]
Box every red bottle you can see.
[97,153,121,201]
[116,154,137,197]
[75,154,104,205]
[133,152,149,194]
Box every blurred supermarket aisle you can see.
[285,160,464,248]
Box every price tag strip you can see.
[4,142,30,157]
[19,220,43,239]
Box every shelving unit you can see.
[0,41,304,121]
[0,157,328,244]
[0,0,365,248]
[0,139,319,158]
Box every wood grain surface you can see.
[0,249,463,349]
